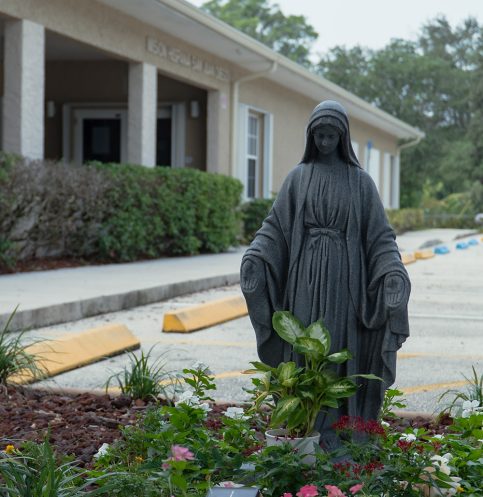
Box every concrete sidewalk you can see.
[0,228,478,331]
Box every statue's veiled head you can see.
[301,100,361,167]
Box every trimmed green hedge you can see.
[240,197,275,244]
[0,156,243,266]
[97,163,243,260]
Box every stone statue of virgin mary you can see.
[241,100,410,435]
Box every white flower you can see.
[399,433,417,442]
[430,455,451,475]
[462,399,480,410]
[461,399,482,418]
[175,389,199,406]
[93,443,110,459]
[191,361,213,374]
[174,389,211,415]
[198,402,212,414]
[224,406,250,421]
[380,421,390,428]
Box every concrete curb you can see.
[3,273,240,332]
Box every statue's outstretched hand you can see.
[384,273,406,309]
[241,258,265,293]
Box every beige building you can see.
[0,0,423,208]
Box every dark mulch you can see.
[0,386,454,467]
[0,257,107,275]
[0,387,230,466]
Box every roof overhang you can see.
[98,0,424,141]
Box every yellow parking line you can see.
[401,381,467,395]
[213,370,246,379]
[158,338,256,348]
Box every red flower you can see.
[331,416,385,437]
[396,440,413,452]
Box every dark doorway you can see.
[156,118,172,166]
[82,119,121,163]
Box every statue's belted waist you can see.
[307,226,345,241]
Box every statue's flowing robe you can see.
[241,162,410,426]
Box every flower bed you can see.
[1,363,481,497]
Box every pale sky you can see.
[188,0,483,56]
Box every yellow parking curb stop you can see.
[415,249,435,260]
[163,296,248,333]
[401,252,417,265]
[10,323,140,384]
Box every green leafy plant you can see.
[0,309,46,387]
[380,388,407,420]
[104,347,177,402]
[0,437,87,497]
[246,311,380,437]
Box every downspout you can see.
[230,61,278,178]
[397,134,423,153]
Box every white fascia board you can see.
[98,0,424,141]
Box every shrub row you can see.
[0,156,243,267]
[239,197,275,244]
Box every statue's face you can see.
[312,124,340,156]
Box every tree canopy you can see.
[317,16,483,207]
[201,0,318,67]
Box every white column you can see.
[393,154,401,209]
[3,19,45,159]
[207,90,221,173]
[128,62,157,167]
[383,153,391,208]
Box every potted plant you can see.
[245,311,379,462]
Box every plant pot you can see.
[265,428,320,465]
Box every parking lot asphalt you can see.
[5,228,481,414]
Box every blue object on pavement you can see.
[434,246,450,255]
[456,242,469,250]
[467,238,478,246]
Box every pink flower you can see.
[283,494,293,497]
[349,484,363,495]
[296,485,319,497]
[171,445,195,461]
[324,485,346,497]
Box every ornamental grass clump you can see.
[0,309,46,388]
[245,311,380,437]
[104,347,178,402]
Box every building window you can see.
[238,104,273,199]
[365,141,381,193]
[247,113,261,198]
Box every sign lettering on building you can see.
[147,36,230,82]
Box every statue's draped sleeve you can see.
[241,166,301,366]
